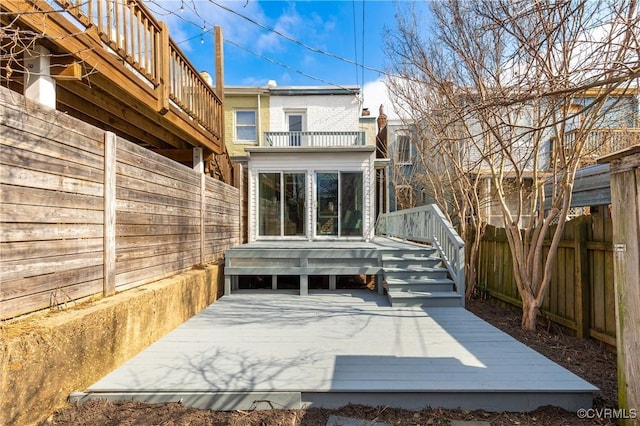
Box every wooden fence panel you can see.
[474,215,615,346]
[114,138,202,291]
[0,87,241,319]
[588,215,616,345]
[1,94,106,318]
[203,177,240,264]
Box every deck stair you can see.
[381,247,463,307]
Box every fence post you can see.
[103,132,116,296]
[193,148,205,265]
[574,216,591,338]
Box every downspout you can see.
[257,93,262,146]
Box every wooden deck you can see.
[74,291,597,412]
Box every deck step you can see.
[383,267,449,280]
[380,246,462,307]
[385,277,454,292]
[386,290,463,307]
[381,256,442,268]
[380,249,437,259]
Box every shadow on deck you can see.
[73,291,597,412]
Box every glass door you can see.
[340,172,363,236]
[258,172,306,237]
[316,172,338,236]
[315,172,363,237]
[287,113,304,146]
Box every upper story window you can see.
[235,110,257,142]
[396,134,412,164]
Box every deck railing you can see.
[54,0,222,138]
[264,131,366,147]
[562,128,640,161]
[376,204,466,305]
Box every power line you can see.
[146,0,391,89]
[224,38,360,91]
[204,0,385,74]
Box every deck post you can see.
[272,275,278,290]
[224,275,231,295]
[329,275,336,290]
[300,257,309,295]
[24,45,56,109]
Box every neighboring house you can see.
[394,88,639,227]
[225,83,384,242]
[224,83,272,162]
[386,119,430,212]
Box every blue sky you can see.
[147,1,428,117]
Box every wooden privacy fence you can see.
[0,89,240,320]
[476,215,615,346]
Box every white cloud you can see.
[362,78,400,120]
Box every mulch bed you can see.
[42,298,618,425]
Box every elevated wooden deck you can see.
[74,291,597,412]
[224,237,464,307]
[1,0,232,181]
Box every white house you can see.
[244,85,380,242]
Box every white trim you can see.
[234,109,258,143]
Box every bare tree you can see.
[385,0,639,330]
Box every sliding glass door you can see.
[258,172,306,237]
[316,172,363,237]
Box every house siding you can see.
[269,94,360,132]
[224,92,270,157]
[247,150,376,242]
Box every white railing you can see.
[264,131,366,147]
[376,204,466,305]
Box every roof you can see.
[269,86,360,96]
[544,164,611,209]
[224,85,360,97]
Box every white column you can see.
[24,45,56,109]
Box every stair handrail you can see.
[376,205,465,306]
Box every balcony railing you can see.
[563,128,640,159]
[54,0,223,138]
[264,131,366,147]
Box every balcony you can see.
[561,128,640,166]
[2,0,232,182]
[264,131,366,147]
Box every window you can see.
[396,134,411,164]
[235,110,257,142]
[258,172,306,237]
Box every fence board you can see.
[1,136,104,179]
[0,238,103,262]
[0,279,104,319]
[1,166,104,197]
[0,204,103,224]
[2,223,104,242]
[0,265,103,301]
[1,252,103,282]
[1,185,103,210]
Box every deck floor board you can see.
[82,291,597,411]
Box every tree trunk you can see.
[521,294,538,331]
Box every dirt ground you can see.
[42,298,617,426]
